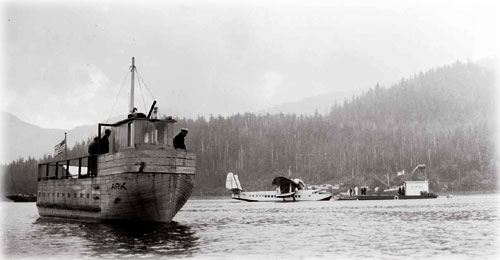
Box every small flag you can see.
[397,169,405,176]
[54,139,66,156]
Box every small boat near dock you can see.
[335,164,438,201]
[334,180,438,201]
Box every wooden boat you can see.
[36,58,196,222]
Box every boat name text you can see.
[111,183,127,190]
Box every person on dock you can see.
[173,128,188,150]
[88,137,99,176]
[100,129,112,154]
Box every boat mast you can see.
[129,57,136,114]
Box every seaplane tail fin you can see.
[233,174,243,190]
[226,172,243,192]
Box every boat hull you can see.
[37,149,196,223]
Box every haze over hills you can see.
[0,89,366,164]
[262,88,365,115]
[0,112,96,164]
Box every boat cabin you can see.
[99,115,177,153]
[403,180,430,196]
[38,115,179,181]
[38,57,185,182]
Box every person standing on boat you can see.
[88,137,99,176]
[100,129,112,154]
[173,128,188,150]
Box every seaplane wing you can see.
[276,192,295,198]
[271,177,300,188]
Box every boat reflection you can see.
[33,218,200,257]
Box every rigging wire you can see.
[135,68,156,100]
[136,76,148,113]
[106,69,130,123]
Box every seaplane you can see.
[225,172,332,202]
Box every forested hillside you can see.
[1,60,497,196]
[181,61,497,195]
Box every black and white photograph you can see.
[1,0,499,259]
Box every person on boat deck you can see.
[88,137,99,155]
[88,137,99,175]
[173,128,188,150]
[100,129,112,154]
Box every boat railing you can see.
[37,155,97,181]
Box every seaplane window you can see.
[87,194,90,199]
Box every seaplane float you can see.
[225,172,332,202]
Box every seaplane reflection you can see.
[33,218,200,257]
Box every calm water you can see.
[1,194,499,260]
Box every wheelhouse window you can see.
[127,122,134,147]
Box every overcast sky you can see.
[1,0,498,129]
